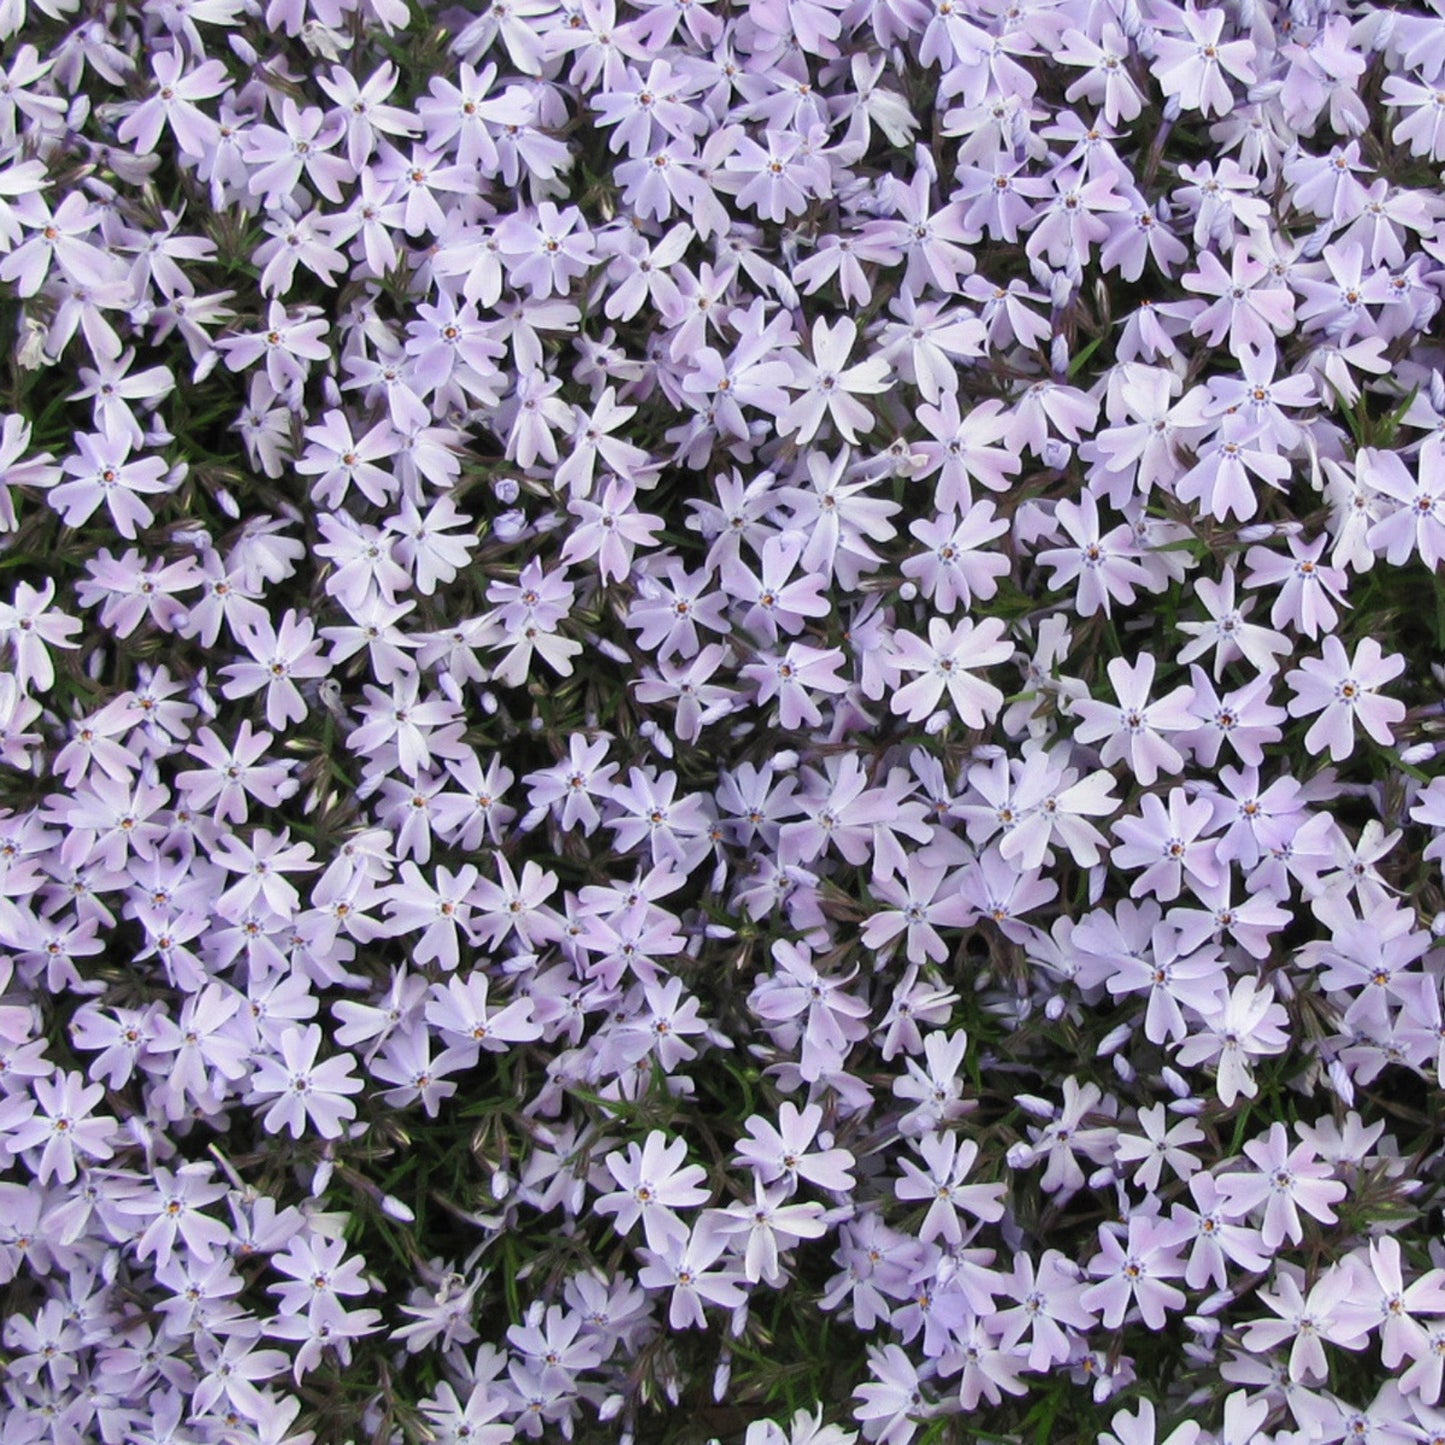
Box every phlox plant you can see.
[10,2,1445,1445]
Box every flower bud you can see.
[493,510,527,541]
[1042,437,1072,470]
[1236,522,1278,543]
[16,319,48,371]
[713,1350,732,1402]
[1099,1022,1133,1055]
[1006,1142,1036,1170]
[1327,1057,1355,1106]
[300,18,352,58]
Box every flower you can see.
[1285,635,1407,761]
[637,1224,746,1330]
[894,1132,1005,1244]
[1153,5,1256,117]
[1217,1122,1347,1250]
[781,317,891,446]
[885,616,1011,727]
[0,1071,116,1183]
[1071,656,1197,786]
[49,431,176,539]
[1081,1214,1191,1330]
[1175,979,1290,1106]
[595,1130,710,1252]
[1037,495,1151,617]
[717,1178,828,1285]
[250,1025,364,1139]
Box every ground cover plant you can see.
[7,0,1445,1443]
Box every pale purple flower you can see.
[250,1025,363,1139]
[220,610,331,730]
[743,643,850,731]
[1081,1215,1190,1330]
[0,1071,115,1183]
[894,1132,1005,1244]
[595,1130,710,1253]
[50,432,175,539]
[885,616,1011,727]
[1037,494,1151,617]
[781,317,891,446]
[1071,655,1197,786]
[637,1224,746,1330]
[1217,1122,1347,1249]
[716,1178,827,1285]
[1238,1262,1367,1382]
[1285,635,1406,762]
[1175,978,1290,1106]
[735,1102,856,1195]
[1152,5,1256,117]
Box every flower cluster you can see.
[6,0,1445,1443]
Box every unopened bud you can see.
[300,18,352,58]
[1099,1022,1133,1055]
[16,319,48,371]
[1327,1057,1355,1106]
[1042,437,1072,470]
[1006,1142,1036,1170]
[713,1350,732,1402]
